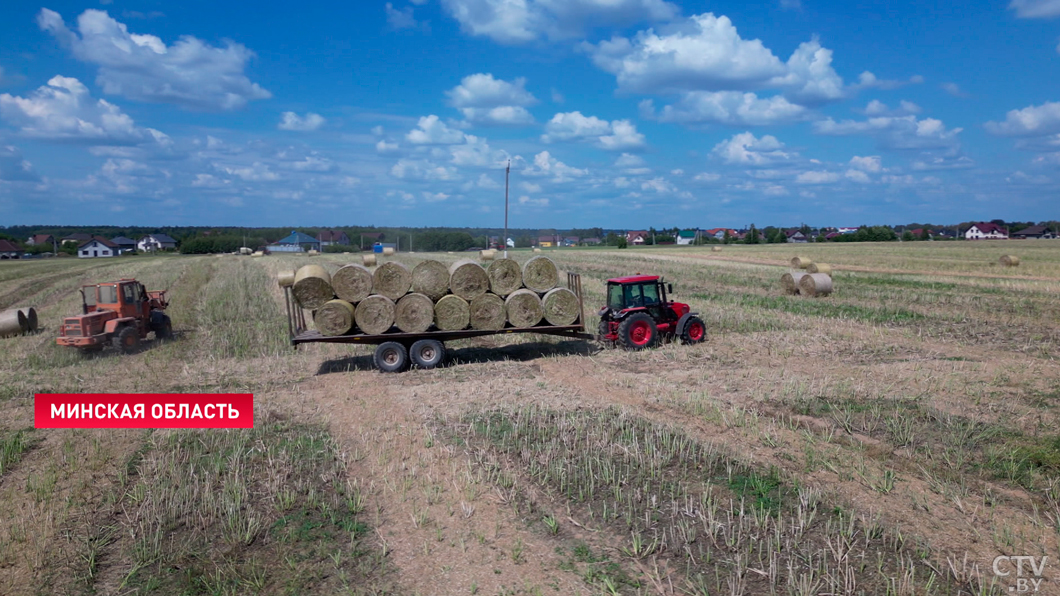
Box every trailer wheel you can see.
[374,341,409,373]
[410,339,446,369]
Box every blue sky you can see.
[0,0,1058,228]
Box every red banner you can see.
[34,394,254,429]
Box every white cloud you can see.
[911,156,975,170]
[844,169,870,183]
[613,176,631,188]
[770,40,844,105]
[406,115,467,144]
[985,101,1060,137]
[0,75,162,144]
[861,100,920,116]
[795,170,839,184]
[940,82,968,98]
[518,195,550,206]
[614,153,645,168]
[282,156,337,172]
[390,158,459,180]
[641,177,675,192]
[541,111,645,150]
[422,191,450,202]
[1009,0,1060,19]
[671,168,683,175]
[551,89,564,103]
[849,155,882,172]
[711,132,794,165]
[448,134,511,167]
[854,71,923,91]
[0,145,40,181]
[38,9,270,111]
[220,162,279,181]
[814,115,962,150]
[386,3,426,29]
[458,106,536,125]
[376,139,400,153]
[693,172,720,181]
[278,112,325,131]
[521,181,542,192]
[445,73,539,125]
[763,184,788,196]
[645,91,808,125]
[522,150,587,181]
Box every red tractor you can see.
[597,275,706,350]
[56,278,171,354]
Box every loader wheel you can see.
[410,339,446,369]
[618,313,657,350]
[113,326,140,354]
[374,341,409,373]
[681,316,706,344]
[155,315,173,340]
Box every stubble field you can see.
[1,240,1059,596]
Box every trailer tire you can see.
[410,339,446,369]
[374,341,409,373]
[113,326,140,354]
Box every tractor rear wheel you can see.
[113,326,140,354]
[681,315,706,344]
[410,339,446,369]
[617,313,657,350]
[155,315,173,340]
[374,341,409,373]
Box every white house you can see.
[138,233,178,252]
[964,222,1008,240]
[78,237,118,258]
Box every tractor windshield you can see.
[82,285,97,307]
[98,284,118,304]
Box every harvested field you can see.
[2,241,1060,595]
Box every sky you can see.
[0,0,1058,229]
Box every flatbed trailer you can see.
[285,272,594,371]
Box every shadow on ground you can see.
[316,339,601,374]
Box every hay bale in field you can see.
[798,273,833,297]
[292,264,334,309]
[251,251,263,258]
[314,300,355,336]
[307,249,319,256]
[504,289,543,328]
[522,256,559,293]
[469,293,506,330]
[277,270,296,288]
[533,247,542,253]
[373,261,412,301]
[780,270,809,295]
[382,247,395,256]
[542,287,580,326]
[807,263,832,275]
[15,307,38,332]
[449,260,489,301]
[362,254,377,267]
[395,293,434,333]
[239,247,252,255]
[355,295,396,335]
[487,258,522,297]
[790,257,812,269]
[480,249,496,261]
[0,309,28,338]
[333,264,374,303]
[411,260,450,301]
[434,295,470,331]
[1000,255,1020,267]
[711,246,722,252]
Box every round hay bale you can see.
[314,300,355,336]
[411,260,450,301]
[15,307,38,332]
[382,247,395,256]
[362,254,377,267]
[480,249,496,261]
[354,295,396,335]
[522,256,559,293]
[798,273,833,297]
[542,287,580,326]
[807,263,832,275]
[533,247,542,253]
[449,260,489,301]
[239,247,252,255]
[487,258,522,297]
[251,251,263,258]
[791,257,812,269]
[0,309,28,338]
[277,270,296,288]
[711,246,722,252]
[373,261,412,301]
[307,249,319,256]
[434,295,470,331]
[469,293,506,330]
[1000,255,1020,267]
[395,293,434,333]
[292,264,334,309]
[505,289,543,328]
[333,264,374,303]
[780,270,809,295]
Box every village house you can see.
[676,230,698,245]
[26,234,54,247]
[786,230,808,243]
[0,239,22,259]
[61,233,92,246]
[537,235,560,248]
[110,236,138,254]
[964,222,1008,240]
[626,231,648,245]
[78,237,118,258]
[317,230,350,246]
[138,233,178,252]
[1011,225,1055,239]
[269,231,321,253]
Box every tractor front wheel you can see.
[617,313,657,350]
[681,315,706,344]
[155,315,173,340]
[113,326,140,354]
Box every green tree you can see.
[902,231,914,242]
[745,224,760,244]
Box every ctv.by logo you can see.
[993,556,1049,593]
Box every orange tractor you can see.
[56,278,171,354]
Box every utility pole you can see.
[503,160,510,258]
[409,234,413,253]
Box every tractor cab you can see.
[597,274,706,349]
[58,278,171,353]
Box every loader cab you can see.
[605,275,677,325]
[82,279,149,319]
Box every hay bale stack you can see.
[486,258,522,297]
[307,249,319,256]
[480,249,496,261]
[469,293,506,330]
[373,262,412,301]
[277,270,296,288]
[1000,255,1020,267]
[522,256,559,293]
[798,273,833,297]
[0,309,28,338]
[354,295,396,335]
[449,260,490,301]
[382,247,395,256]
[333,264,374,303]
[542,287,580,326]
[780,270,809,295]
[395,293,435,333]
[362,254,377,267]
[434,295,470,331]
[807,263,832,275]
[292,265,334,309]
[15,307,38,332]
[791,257,812,269]
[411,260,450,301]
[314,300,355,336]
[504,289,543,328]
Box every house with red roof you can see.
[964,222,1008,240]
